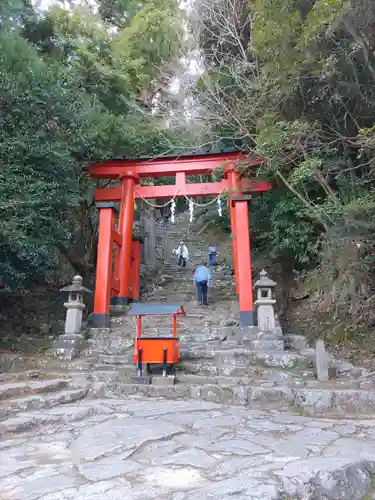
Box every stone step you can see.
[177,347,305,367]
[157,288,233,294]
[156,281,233,286]
[211,349,307,370]
[177,363,307,381]
[44,359,97,372]
[93,363,133,372]
[284,334,309,350]
[5,356,97,375]
[0,370,54,383]
[163,276,229,282]
[97,332,283,357]
[0,370,91,386]
[119,324,237,334]
[38,371,92,388]
[242,332,283,342]
[175,373,264,386]
[1,388,89,418]
[98,354,133,365]
[177,372,372,391]
[146,294,234,301]
[91,369,127,384]
[245,339,284,351]
[0,403,97,434]
[0,379,69,401]
[177,358,313,378]
[108,381,375,416]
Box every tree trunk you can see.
[56,243,92,280]
[141,209,156,270]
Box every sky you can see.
[35,0,192,12]
[34,0,97,11]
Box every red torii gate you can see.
[88,151,271,327]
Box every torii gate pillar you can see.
[113,171,138,305]
[226,167,254,325]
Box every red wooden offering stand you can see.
[127,302,186,377]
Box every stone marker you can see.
[316,339,329,381]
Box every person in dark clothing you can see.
[162,206,169,226]
[208,244,217,267]
[193,262,211,305]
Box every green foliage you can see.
[193,0,375,273]
[250,192,322,266]
[0,0,184,292]
[251,0,346,85]
[267,197,322,265]
[111,0,183,96]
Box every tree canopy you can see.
[3,0,375,337]
[189,0,375,329]
[0,0,184,291]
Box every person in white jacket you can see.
[174,241,189,267]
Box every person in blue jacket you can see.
[193,262,211,306]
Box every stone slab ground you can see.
[2,396,375,500]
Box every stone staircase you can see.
[1,215,375,424]
[84,218,375,417]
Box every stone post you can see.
[254,270,277,333]
[50,275,92,361]
[315,339,329,381]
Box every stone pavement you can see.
[2,396,375,500]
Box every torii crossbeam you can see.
[88,151,271,327]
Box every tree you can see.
[187,0,375,327]
[0,0,185,292]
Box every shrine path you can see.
[2,397,375,500]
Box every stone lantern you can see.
[254,270,277,333]
[61,275,92,335]
[50,275,92,361]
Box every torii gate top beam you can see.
[95,178,271,201]
[88,152,264,179]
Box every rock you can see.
[2,397,375,499]
[336,361,355,373]
[160,274,173,283]
[301,347,316,359]
[71,417,185,461]
[284,334,308,351]
[79,456,141,481]
[152,375,176,386]
[276,456,375,500]
[0,354,15,374]
[131,376,152,385]
[162,448,217,468]
[294,389,333,413]
[220,318,237,327]
[3,388,89,416]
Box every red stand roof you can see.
[127,302,186,317]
